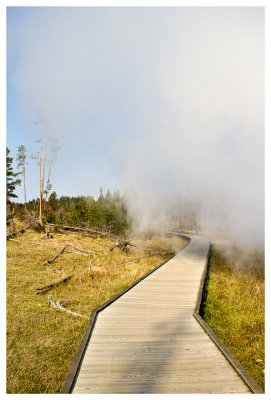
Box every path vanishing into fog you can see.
[67,233,253,394]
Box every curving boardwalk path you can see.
[71,234,251,394]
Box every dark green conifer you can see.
[6,147,21,203]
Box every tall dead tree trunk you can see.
[44,160,53,212]
[23,165,26,211]
[193,217,199,234]
[39,126,47,225]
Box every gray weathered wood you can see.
[48,295,89,319]
[43,245,66,265]
[67,234,258,394]
[6,225,30,239]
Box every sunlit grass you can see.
[200,245,265,391]
[6,227,187,393]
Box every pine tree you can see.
[6,147,21,203]
[16,145,27,210]
[48,191,58,210]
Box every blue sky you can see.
[7,6,176,195]
[7,7,131,200]
[5,5,266,245]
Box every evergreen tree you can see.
[48,191,58,210]
[16,145,27,210]
[6,147,21,203]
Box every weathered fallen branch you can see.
[66,242,94,253]
[63,225,89,232]
[48,295,89,319]
[45,226,54,239]
[88,252,99,276]
[65,243,105,258]
[43,245,66,266]
[65,250,89,256]
[45,223,113,238]
[59,229,69,234]
[36,265,88,294]
[66,242,105,254]
[110,239,135,253]
[6,225,30,240]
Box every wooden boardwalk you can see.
[71,234,251,394]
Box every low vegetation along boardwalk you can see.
[66,234,251,394]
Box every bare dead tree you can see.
[44,159,53,208]
[33,121,48,225]
[33,118,60,224]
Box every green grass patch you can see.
[200,244,265,391]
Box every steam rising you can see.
[7,7,264,248]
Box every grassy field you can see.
[200,243,265,391]
[6,224,187,394]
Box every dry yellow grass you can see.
[6,226,187,393]
[200,244,265,390]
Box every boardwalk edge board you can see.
[60,232,263,394]
[60,238,191,394]
[192,236,264,394]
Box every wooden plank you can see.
[64,233,257,394]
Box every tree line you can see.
[6,147,131,235]
[6,139,200,235]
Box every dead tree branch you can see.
[48,295,89,319]
[88,252,99,276]
[66,242,94,253]
[65,250,89,256]
[45,223,113,238]
[43,245,66,265]
[36,265,88,294]
[110,239,135,253]
[6,225,30,240]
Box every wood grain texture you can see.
[71,234,251,394]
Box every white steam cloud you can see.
[7,7,264,248]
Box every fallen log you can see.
[43,245,66,265]
[6,225,30,240]
[63,225,92,232]
[48,295,89,319]
[36,265,88,294]
[45,223,111,237]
